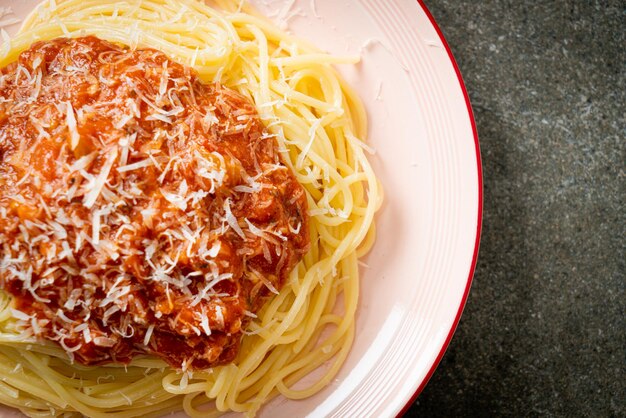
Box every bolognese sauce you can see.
[0,36,309,369]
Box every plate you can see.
[1,0,481,416]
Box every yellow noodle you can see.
[0,0,382,416]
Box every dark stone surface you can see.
[407,1,625,417]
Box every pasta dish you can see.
[0,0,381,416]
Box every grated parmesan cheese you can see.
[65,101,80,150]
[83,147,118,208]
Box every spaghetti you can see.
[0,0,381,417]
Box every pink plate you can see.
[1,0,481,416]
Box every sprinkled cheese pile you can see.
[0,36,309,369]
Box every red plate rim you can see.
[397,1,483,415]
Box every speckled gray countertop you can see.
[407,1,624,417]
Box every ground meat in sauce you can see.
[0,36,309,369]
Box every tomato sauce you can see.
[0,36,309,369]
